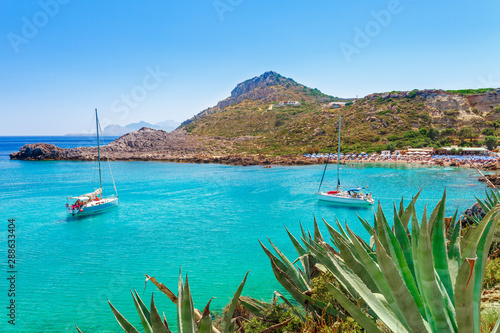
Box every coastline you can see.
[9,142,500,170]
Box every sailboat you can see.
[66,109,119,216]
[316,115,374,206]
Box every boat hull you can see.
[67,197,119,216]
[316,192,374,206]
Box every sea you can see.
[0,136,491,332]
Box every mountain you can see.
[67,120,181,136]
[178,71,500,154]
[180,71,343,127]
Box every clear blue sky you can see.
[1,0,499,135]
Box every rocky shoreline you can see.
[8,127,323,166]
[9,127,500,172]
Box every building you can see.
[274,101,301,107]
[434,146,488,155]
[406,148,434,156]
[323,101,347,109]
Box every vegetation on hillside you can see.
[179,72,500,155]
[184,93,500,155]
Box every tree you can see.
[482,128,496,136]
[427,127,439,141]
[484,135,499,150]
[458,126,476,142]
[441,128,456,137]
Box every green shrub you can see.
[387,134,399,141]
[483,128,496,136]
[377,110,392,116]
[242,302,303,333]
[483,258,500,289]
[484,136,498,150]
[403,130,420,139]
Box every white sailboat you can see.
[66,109,119,216]
[316,115,374,206]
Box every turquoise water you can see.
[0,137,491,332]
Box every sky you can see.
[1,0,499,135]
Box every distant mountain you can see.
[67,120,180,136]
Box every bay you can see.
[0,137,489,332]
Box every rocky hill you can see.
[179,72,500,154]
[180,71,341,127]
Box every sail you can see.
[82,188,102,200]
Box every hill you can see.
[179,72,500,154]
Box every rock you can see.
[479,174,500,187]
[460,202,485,227]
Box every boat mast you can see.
[96,108,102,195]
[336,115,341,191]
[317,117,339,193]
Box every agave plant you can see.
[77,270,248,333]
[469,189,500,225]
[264,191,500,332]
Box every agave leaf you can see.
[446,209,458,240]
[375,203,391,253]
[108,300,140,333]
[330,230,379,293]
[356,213,374,236]
[131,291,153,333]
[373,236,429,332]
[430,192,454,305]
[239,296,270,317]
[323,280,382,333]
[448,217,462,290]
[344,225,395,303]
[223,272,249,333]
[326,252,408,332]
[177,270,184,333]
[302,239,358,299]
[145,275,178,304]
[313,217,324,242]
[475,195,491,214]
[392,203,416,281]
[416,207,455,332]
[399,197,405,218]
[400,190,422,231]
[180,276,196,333]
[151,294,169,333]
[454,258,476,333]
[268,257,311,306]
[492,314,500,333]
[469,209,500,332]
[379,218,425,320]
[412,206,437,331]
[334,217,349,239]
[285,227,307,257]
[273,291,306,322]
[133,290,152,327]
[260,240,308,290]
[198,298,214,333]
[146,274,207,330]
[267,238,310,288]
[486,191,495,208]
